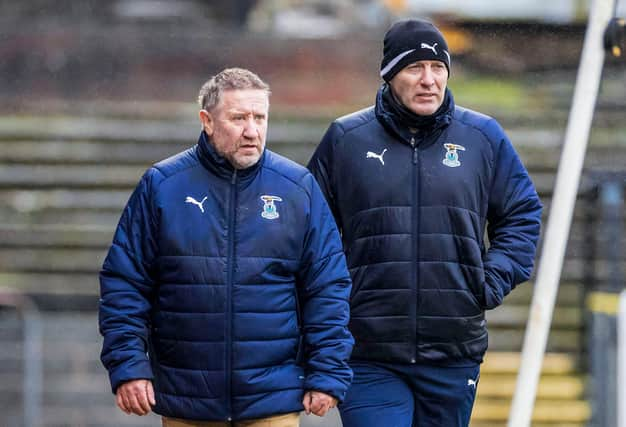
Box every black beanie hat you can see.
[380,18,450,82]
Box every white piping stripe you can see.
[380,49,415,77]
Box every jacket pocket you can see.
[467,260,486,309]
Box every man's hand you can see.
[302,390,337,417]
[116,379,155,416]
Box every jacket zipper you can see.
[225,169,238,421]
[410,136,419,364]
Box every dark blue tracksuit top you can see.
[308,86,542,366]
[99,132,354,421]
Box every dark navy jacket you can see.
[308,86,541,366]
[99,132,353,421]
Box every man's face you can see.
[200,89,269,169]
[389,60,448,116]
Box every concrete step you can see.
[461,326,581,353]
[0,272,101,295]
[471,399,590,424]
[0,224,113,249]
[0,189,132,213]
[487,305,581,328]
[0,247,107,273]
[0,208,120,228]
[477,374,584,399]
[0,139,188,165]
[481,352,578,375]
[0,164,144,189]
[504,282,582,306]
[0,116,327,146]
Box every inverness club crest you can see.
[260,195,282,219]
[442,143,466,168]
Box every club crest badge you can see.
[442,143,466,168]
[260,195,283,220]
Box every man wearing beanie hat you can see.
[308,18,542,427]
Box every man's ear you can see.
[199,109,214,136]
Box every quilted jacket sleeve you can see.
[307,122,343,231]
[483,124,542,309]
[99,167,161,393]
[298,173,354,402]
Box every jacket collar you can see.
[375,84,454,144]
[196,131,265,184]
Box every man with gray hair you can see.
[99,68,354,426]
[308,19,541,426]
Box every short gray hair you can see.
[197,68,270,111]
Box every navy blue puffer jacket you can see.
[308,86,541,366]
[99,132,353,421]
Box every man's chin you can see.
[233,154,261,170]
[410,102,438,116]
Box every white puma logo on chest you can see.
[185,196,207,213]
[366,148,388,165]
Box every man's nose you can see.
[243,117,259,138]
[420,67,435,86]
